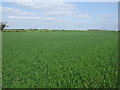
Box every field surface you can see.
[2,31,118,88]
[0,31,2,89]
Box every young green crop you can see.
[2,31,118,88]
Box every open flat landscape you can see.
[2,31,118,88]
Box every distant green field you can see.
[2,31,118,88]
[0,31,2,89]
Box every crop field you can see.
[2,31,118,88]
[0,31,2,89]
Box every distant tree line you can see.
[0,22,118,32]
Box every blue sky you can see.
[0,1,118,30]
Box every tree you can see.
[0,22,8,31]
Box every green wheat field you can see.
[2,31,118,88]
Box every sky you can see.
[0,0,119,30]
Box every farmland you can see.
[2,31,118,88]
[0,31,2,89]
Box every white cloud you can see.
[77,14,91,18]
[0,6,2,21]
[74,0,119,1]
[97,14,113,18]
[16,2,75,10]
[8,16,41,20]
[43,17,55,21]
[15,2,76,16]
[0,6,2,12]
[1,0,68,2]
[1,0,119,2]
[8,15,55,21]
[1,6,35,16]
[45,11,73,15]
[1,5,57,21]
